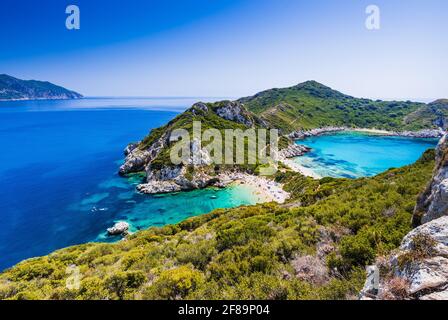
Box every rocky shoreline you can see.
[135,169,290,204]
[278,144,311,158]
[288,126,445,140]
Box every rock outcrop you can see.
[119,132,170,176]
[137,164,223,195]
[361,135,448,300]
[107,221,130,236]
[124,143,138,156]
[393,217,448,296]
[215,101,255,127]
[279,144,311,158]
[414,135,448,225]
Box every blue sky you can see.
[1,0,447,100]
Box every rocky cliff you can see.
[361,135,448,300]
[413,135,448,225]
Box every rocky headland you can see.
[0,74,83,101]
[118,100,292,201]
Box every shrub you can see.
[176,240,217,270]
[143,266,204,300]
[105,271,146,300]
[398,233,437,268]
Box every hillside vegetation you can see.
[239,81,439,132]
[0,150,435,300]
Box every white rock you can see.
[400,216,448,255]
[395,217,448,295]
[137,181,182,194]
[419,289,448,300]
[215,101,253,127]
[107,221,129,236]
[399,257,448,295]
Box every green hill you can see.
[239,81,442,132]
[403,99,448,130]
[0,74,83,101]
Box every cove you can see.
[0,98,262,271]
[293,131,439,179]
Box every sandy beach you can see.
[280,158,321,179]
[351,128,394,135]
[224,173,290,204]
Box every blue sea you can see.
[0,98,262,271]
[293,131,439,179]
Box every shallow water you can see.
[293,131,439,179]
[0,98,260,270]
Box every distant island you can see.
[0,74,83,101]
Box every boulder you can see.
[382,217,448,299]
[190,102,209,115]
[401,216,448,256]
[107,221,130,236]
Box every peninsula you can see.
[0,74,83,101]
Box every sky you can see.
[0,0,447,100]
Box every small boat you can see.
[210,195,218,199]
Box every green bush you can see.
[143,266,204,300]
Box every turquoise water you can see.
[293,132,439,178]
[0,98,260,271]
